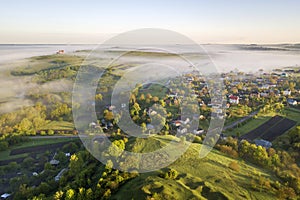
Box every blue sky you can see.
[1,0,300,44]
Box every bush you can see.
[220,145,239,158]
[40,130,46,136]
[163,169,179,179]
[228,161,240,172]
[277,186,296,200]
[48,129,54,135]
[193,136,202,144]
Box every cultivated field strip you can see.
[240,116,283,141]
[240,115,296,141]
[261,118,297,141]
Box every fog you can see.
[0,44,299,114]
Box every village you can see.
[90,67,300,148]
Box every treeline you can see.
[216,137,300,198]
[33,65,80,83]
[0,93,74,151]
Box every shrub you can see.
[163,169,179,179]
[220,145,239,158]
[48,129,54,135]
[228,161,240,172]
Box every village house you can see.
[229,95,239,104]
[287,98,298,106]
[255,139,272,148]
[56,50,64,54]
[0,193,11,199]
[283,90,291,96]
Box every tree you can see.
[85,188,93,200]
[163,169,178,179]
[152,96,159,102]
[104,111,114,121]
[16,118,33,134]
[22,157,35,169]
[277,186,296,200]
[95,93,103,101]
[108,140,125,157]
[54,190,64,200]
[65,189,76,200]
[139,93,145,101]
[0,141,9,151]
[132,102,141,115]
[228,161,240,172]
[105,160,114,172]
[69,153,83,174]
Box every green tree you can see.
[65,189,76,200]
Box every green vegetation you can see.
[0,137,77,161]
[39,121,74,131]
[1,52,300,199]
[11,54,84,78]
[113,140,281,200]
[225,116,272,136]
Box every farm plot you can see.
[10,141,70,156]
[240,116,283,141]
[261,118,297,141]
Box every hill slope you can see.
[112,135,279,200]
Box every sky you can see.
[1,0,300,44]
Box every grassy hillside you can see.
[112,135,279,200]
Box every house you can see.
[172,120,182,128]
[0,193,11,199]
[178,128,187,134]
[260,92,269,97]
[259,84,270,89]
[229,95,239,104]
[281,72,288,77]
[193,128,204,135]
[146,124,155,134]
[168,93,178,98]
[146,124,155,130]
[107,105,115,111]
[287,98,297,106]
[50,159,60,166]
[250,92,260,98]
[183,118,190,125]
[56,50,64,54]
[283,90,291,96]
[65,153,71,157]
[32,172,38,176]
[254,139,272,148]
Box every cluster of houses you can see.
[220,70,300,107]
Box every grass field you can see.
[39,121,74,131]
[283,107,300,123]
[225,116,272,136]
[11,54,84,76]
[140,83,169,99]
[225,107,300,137]
[113,136,279,200]
[0,137,77,161]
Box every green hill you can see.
[112,135,279,200]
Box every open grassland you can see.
[113,136,279,200]
[225,116,272,137]
[39,121,74,131]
